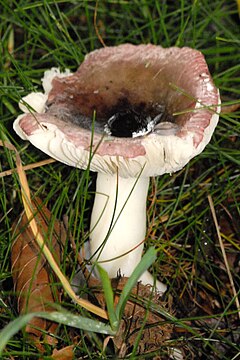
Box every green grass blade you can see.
[0,311,115,354]
[40,311,115,335]
[0,313,34,354]
[97,265,119,330]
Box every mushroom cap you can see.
[14,44,220,178]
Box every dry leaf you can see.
[11,197,66,347]
[221,101,240,114]
[51,345,74,360]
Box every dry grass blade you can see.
[237,0,240,16]
[0,140,108,320]
[0,158,55,178]
[94,0,106,47]
[11,198,65,347]
[208,195,240,320]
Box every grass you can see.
[0,0,240,359]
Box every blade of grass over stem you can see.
[115,247,157,320]
[98,247,157,330]
[97,265,118,330]
[91,166,146,264]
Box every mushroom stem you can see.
[90,172,167,293]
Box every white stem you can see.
[89,172,167,293]
[90,173,148,277]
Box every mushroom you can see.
[13,44,220,293]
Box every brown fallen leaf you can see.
[11,197,66,349]
[51,345,74,360]
[221,101,240,114]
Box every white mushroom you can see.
[13,44,220,294]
